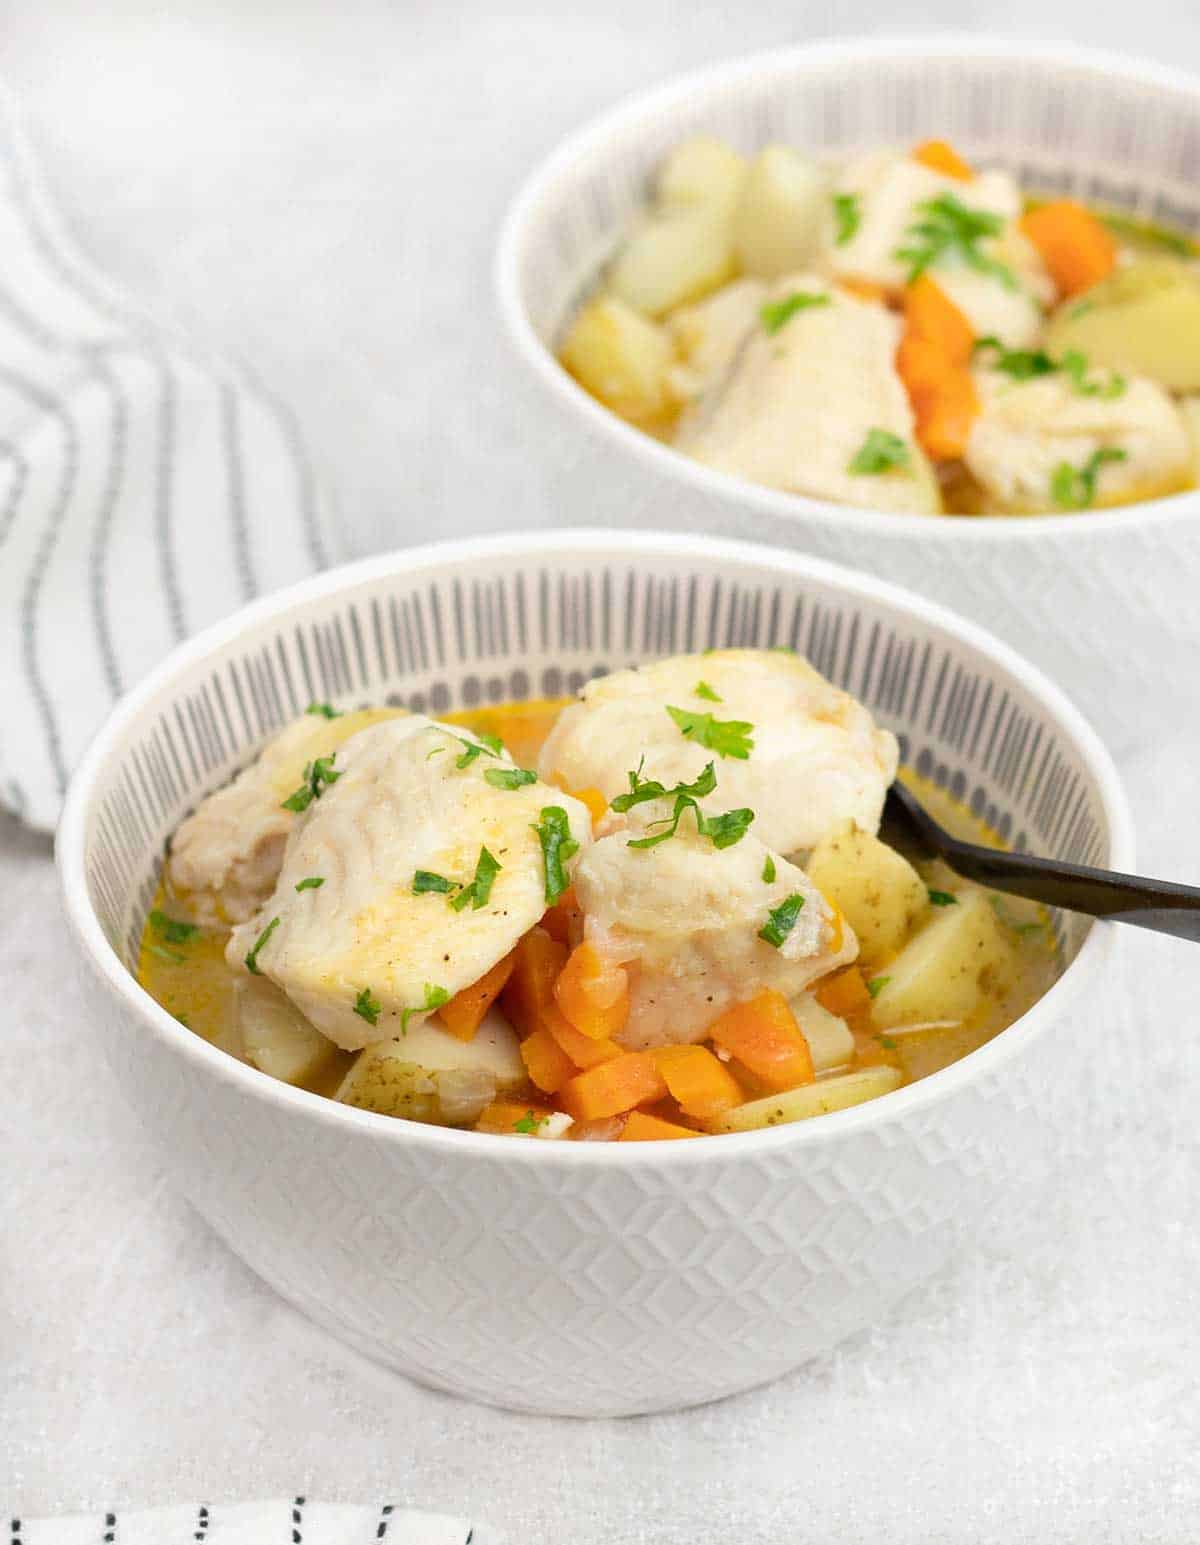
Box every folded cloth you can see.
[6,1500,500,1544]
[0,84,332,834]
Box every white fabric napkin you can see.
[0,85,332,833]
[6,1500,500,1545]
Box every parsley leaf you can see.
[1050,447,1127,510]
[244,916,280,975]
[665,705,754,759]
[1061,349,1126,399]
[513,1110,546,1135]
[762,855,777,884]
[484,766,538,790]
[627,796,754,852]
[412,870,457,895]
[847,428,911,476]
[866,974,891,999]
[354,986,382,1026]
[400,982,450,1034]
[894,194,1016,289]
[759,290,830,335]
[694,680,722,703]
[295,876,325,892]
[449,845,502,912]
[879,1035,899,1051]
[833,191,861,246]
[534,806,579,905]
[281,753,341,812]
[611,759,717,814]
[305,702,340,719]
[146,942,184,966]
[972,335,1057,380]
[454,731,504,770]
[928,888,958,907]
[149,909,199,945]
[758,893,806,948]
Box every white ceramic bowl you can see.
[58,530,1131,1417]
[496,38,1200,759]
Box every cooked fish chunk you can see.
[168,707,404,926]
[573,804,857,1050]
[674,277,940,514]
[538,648,898,857]
[965,369,1193,513]
[226,717,592,1050]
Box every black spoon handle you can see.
[885,782,1200,943]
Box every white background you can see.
[4,3,1200,1540]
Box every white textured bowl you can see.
[58,530,1131,1417]
[496,38,1200,759]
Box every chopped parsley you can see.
[832,191,861,246]
[484,766,538,790]
[972,335,1057,380]
[611,759,717,814]
[305,702,340,718]
[295,876,325,892]
[513,1110,547,1134]
[149,909,199,945]
[665,705,754,760]
[693,680,722,703]
[847,428,911,476]
[1061,349,1126,399]
[534,806,579,905]
[400,982,450,1034]
[627,796,754,852]
[412,869,457,895]
[244,916,280,975]
[1050,447,1127,510]
[146,942,184,966]
[758,893,806,948]
[449,845,502,912]
[879,1035,899,1051]
[762,855,777,884]
[927,888,958,907]
[354,986,382,1026]
[866,974,891,999]
[454,731,503,769]
[894,193,1016,289]
[281,753,341,812]
[759,290,830,336]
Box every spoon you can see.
[882,780,1200,943]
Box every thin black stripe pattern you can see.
[291,1495,304,1544]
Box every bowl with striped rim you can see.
[58,529,1131,1417]
[496,38,1200,761]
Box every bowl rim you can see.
[57,527,1134,1166]
[495,34,1200,541]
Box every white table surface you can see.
[5,2,1200,1538]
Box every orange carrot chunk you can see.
[502,927,567,1036]
[1020,200,1117,298]
[554,940,630,1041]
[814,966,872,1018]
[896,277,981,462]
[904,275,975,367]
[543,1002,624,1070]
[913,139,973,181]
[520,1026,576,1095]
[438,950,516,1042]
[560,1051,667,1122]
[707,990,815,1091]
[619,1111,702,1142]
[654,1044,743,1119]
[541,885,582,945]
[475,1099,556,1136]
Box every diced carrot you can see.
[541,885,582,946]
[437,950,516,1041]
[904,275,975,367]
[554,940,630,1041]
[502,927,566,1036]
[520,1026,576,1094]
[837,276,889,304]
[475,1099,555,1136]
[913,139,973,181]
[707,990,815,1091]
[919,368,981,461]
[560,1051,667,1122]
[654,1044,743,1119]
[544,1002,623,1070]
[1020,200,1117,298]
[815,966,872,1018]
[619,1111,702,1142]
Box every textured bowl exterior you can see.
[496,39,1200,761]
[58,532,1131,1417]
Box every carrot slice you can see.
[913,139,973,181]
[904,275,975,367]
[520,1026,576,1094]
[475,1099,555,1136]
[554,940,630,1040]
[438,950,516,1042]
[544,1002,623,1070]
[707,990,815,1091]
[1020,200,1116,297]
[654,1044,743,1119]
[560,1051,667,1122]
[541,885,582,945]
[814,966,872,1018]
[896,277,980,461]
[502,927,567,1036]
[620,1111,701,1142]
[837,276,889,304]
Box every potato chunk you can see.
[237,976,336,1087]
[734,146,827,279]
[559,296,677,425]
[657,137,747,211]
[806,821,928,965]
[869,888,1016,1030]
[707,1065,903,1131]
[789,991,855,1073]
[608,207,739,318]
[1044,258,1200,391]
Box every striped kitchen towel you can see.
[0,84,333,833]
[5,1501,501,1545]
